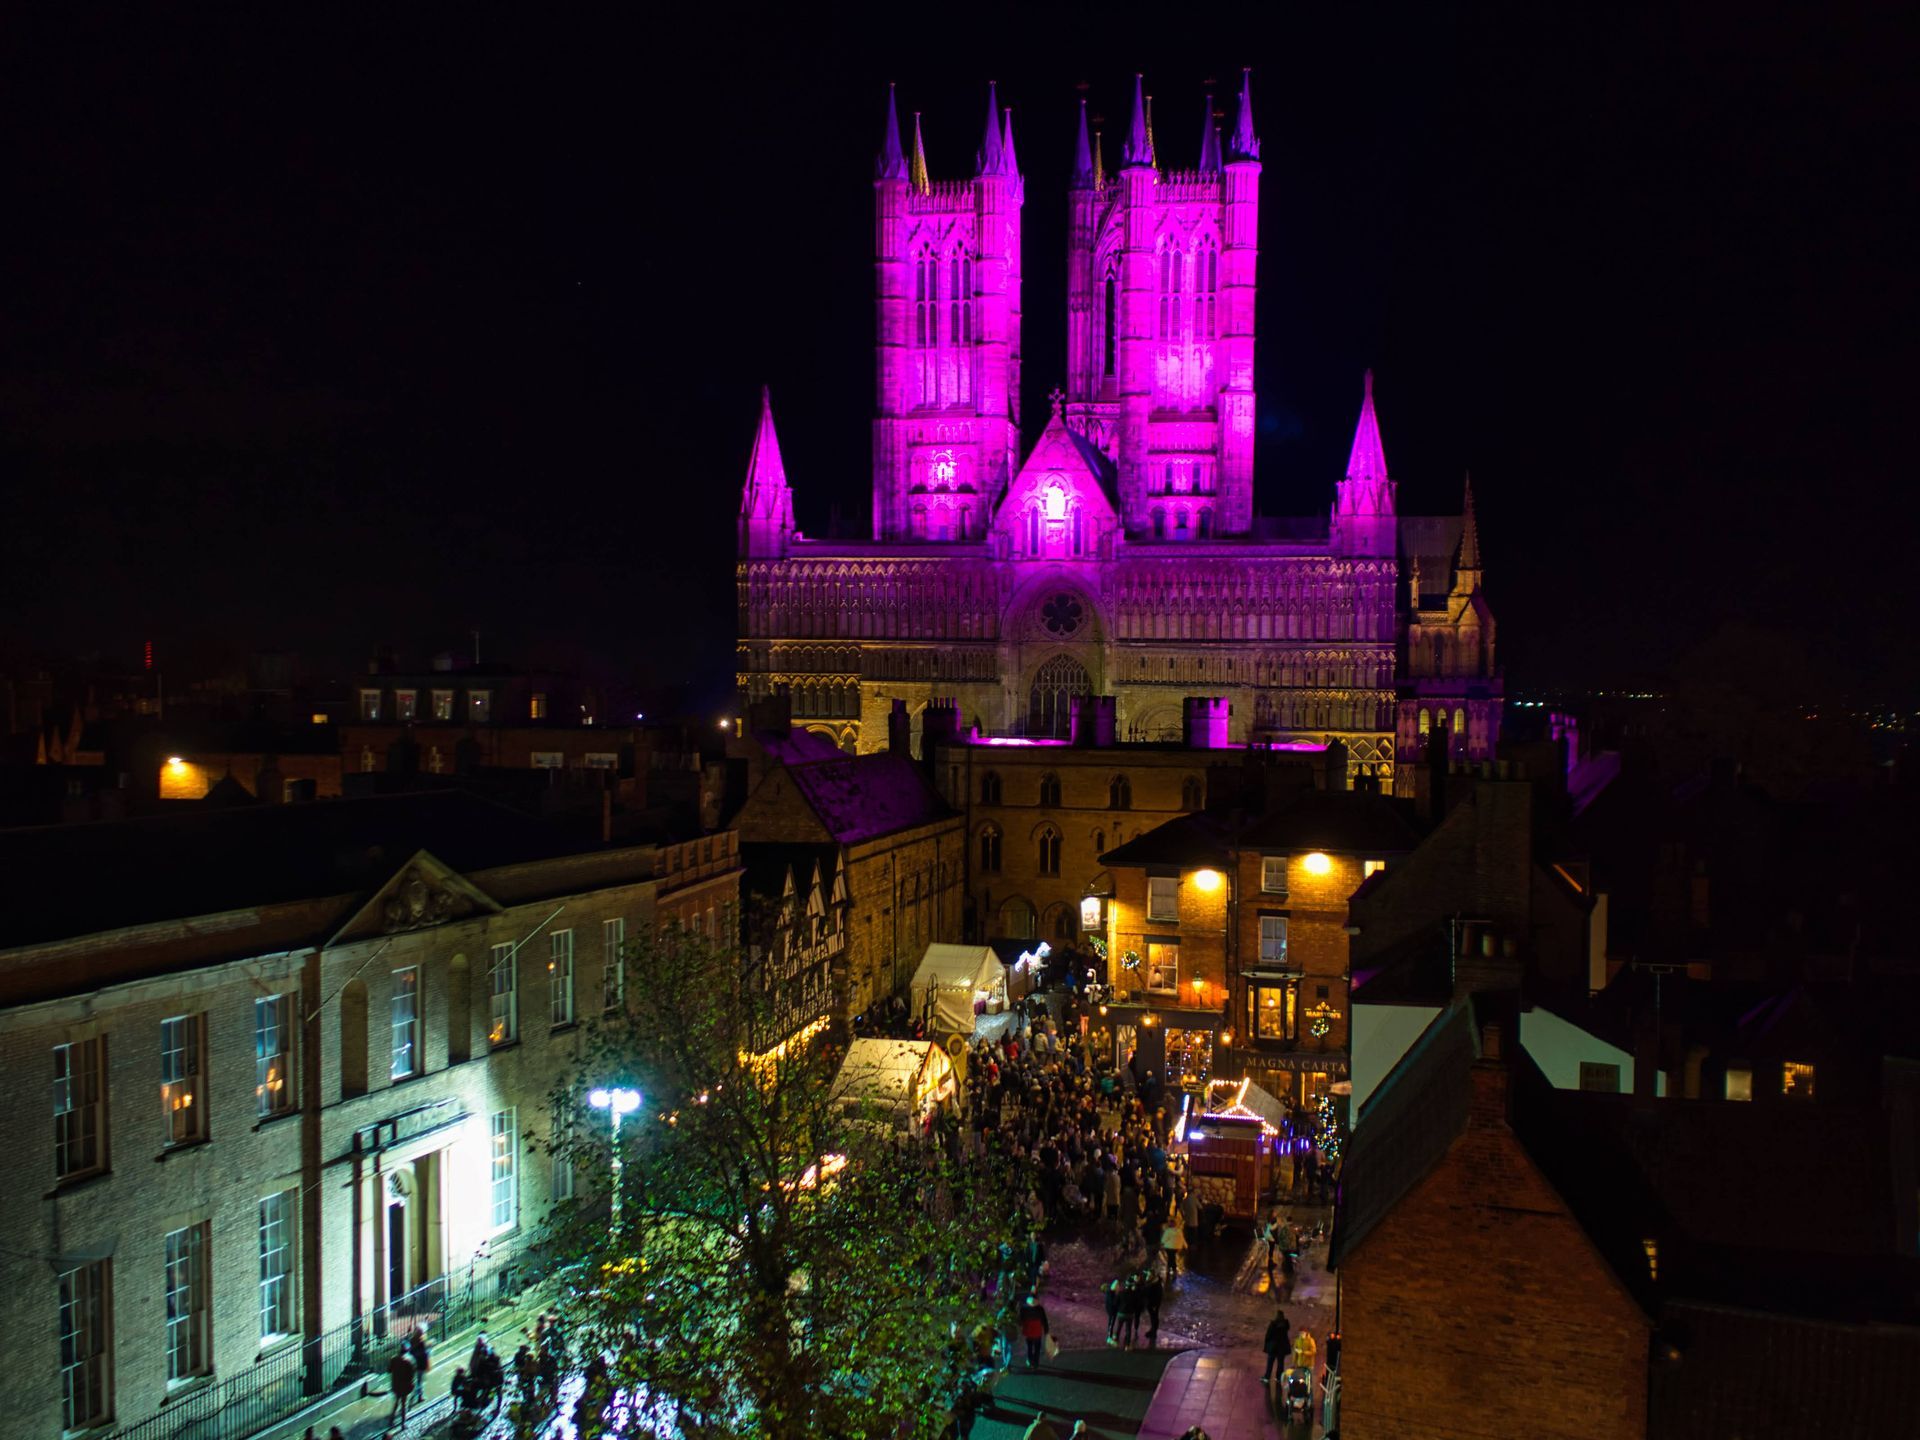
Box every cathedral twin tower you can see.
[738,73,1500,787]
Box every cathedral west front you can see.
[736,73,1501,791]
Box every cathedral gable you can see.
[327,851,502,948]
[993,410,1120,561]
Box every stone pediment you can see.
[327,851,503,948]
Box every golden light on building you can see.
[1192,868,1223,892]
[1303,852,1333,876]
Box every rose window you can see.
[1041,594,1084,636]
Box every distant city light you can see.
[719,718,731,730]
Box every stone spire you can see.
[909,112,930,194]
[1001,105,1019,176]
[1124,73,1151,166]
[1198,91,1222,171]
[1229,66,1260,161]
[976,81,1004,175]
[1331,370,1398,557]
[1071,96,1095,187]
[876,83,907,181]
[1346,370,1389,485]
[1454,473,1483,591]
[739,385,795,557]
[1092,124,1105,186]
[1144,92,1158,168]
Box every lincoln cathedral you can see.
[737,73,1500,791]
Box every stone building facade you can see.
[737,75,1501,789]
[0,794,737,1440]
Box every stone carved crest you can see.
[381,870,457,933]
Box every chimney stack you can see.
[1182,697,1231,750]
[887,698,912,757]
[1469,1020,1511,1130]
[1071,694,1117,747]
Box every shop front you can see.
[1095,1002,1226,1093]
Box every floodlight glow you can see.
[1192,868,1223,892]
[590,1086,641,1115]
[1303,852,1333,876]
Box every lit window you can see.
[530,751,563,769]
[1363,859,1387,879]
[530,693,548,720]
[53,1037,107,1181]
[310,712,328,725]
[490,1109,518,1231]
[254,996,294,1118]
[59,1260,111,1429]
[160,1014,206,1147]
[550,930,575,1027]
[1147,941,1179,993]
[1724,1066,1753,1102]
[1579,1062,1622,1094]
[164,1224,210,1383]
[390,968,420,1080]
[258,1190,295,1341]
[432,689,454,720]
[1259,915,1288,966]
[603,918,626,1010]
[1251,984,1296,1041]
[359,689,382,721]
[1261,856,1289,896]
[1641,1237,1659,1282]
[489,943,518,1045]
[469,690,492,723]
[1148,876,1180,922]
[1782,1061,1815,1100]
[394,690,417,721]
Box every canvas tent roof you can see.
[836,1038,953,1125]
[910,943,1007,1034]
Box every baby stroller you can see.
[1280,1365,1314,1423]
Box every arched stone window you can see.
[978,824,1002,873]
[1181,776,1203,810]
[1028,654,1090,739]
[1109,775,1132,810]
[998,896,1036,940]
[1091,828,1105,854]
[981,771,1002,805]
[1038,772,1062,807]
[1044,902,1075,941]
[1037,825,1061,876]
[1419,708,1431,736]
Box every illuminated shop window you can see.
[394,690,417,721]
[1782,1061,1815,1100]
[1724,1066,1753,1101]
[1146,941,1179,993]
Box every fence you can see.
[102,1252,531,1440]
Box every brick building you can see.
[0,792,737,1440]
[1332,1000,1920,1439]
[1096,782,1418,1108]
[730,719,964,1021]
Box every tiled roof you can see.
[785,751,952,845]
[1237,786,1421,854]
[1098,812,1235,869]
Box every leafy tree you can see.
[546,918,1027,1440]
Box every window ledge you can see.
[255,1336,300,1364]
[46,1168,112,1200]
[549,1021,579,1035]
[163,1374,215,1402]
[252,1108,300,1132]
[156,1139,210,1163]
[488,1039,522,1054]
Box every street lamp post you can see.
[588,1086,642,1233]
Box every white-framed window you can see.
[432,689,454,720]
[602,918,626,1011]
[530,751,563,769]
[359,689,382,721]
[390,968,420,1080]
[59,1260,112,1429]
[1259,915,1289,966]
[394,689,418,721]
[1363,858,1387,879]
[488,943,518,1046]
[1147,941,1179,994]
[549,930,575,1027]
[255,995,294,1118]
[1147,876,1180,922]
[53,1037,106,1180]
[489,1109,518,1231]
[583,752,618,770]
[161,1014,206,1147]
[164,1223,211,1383]
[257,1190,295,1342]
[469,690,492,723]
[1261,856,1289,896]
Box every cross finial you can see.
[1048,387,1065,420]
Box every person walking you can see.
[406,1323,432,1383]
[1143,1267,1164,1346]
[1160,1213,1189,1276]
[385,1342,417,1430]
[1262,1309,1293,1382]
[1104,1275,1123,1346]
[1018,1293,1052,1369]
[1120,1271,1145,1350]
[1180,1185,1201,1248]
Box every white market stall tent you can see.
[910,943,1012,1036]
[835,1038,958,1130]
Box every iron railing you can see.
[101,1252,531,1440]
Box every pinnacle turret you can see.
[1229,67,1260,161]
[1198,92,1222,171]
[1144,93,1158,169]
[1346,370,1389,484]
[1072,96,1095,187]
[1332,370,1397,557]
[1123,73,1151,167]
[1001,105,1018,176]
[876,83,907,181]
[909,112,930,194]
[976,81,1004,175]
[1457,473,1482,579]
[740,385,795,557]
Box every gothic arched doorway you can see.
[1028,653,1090,738]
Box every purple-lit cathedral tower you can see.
[737,75,1502,789]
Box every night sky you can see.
[1,5,1911,708]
